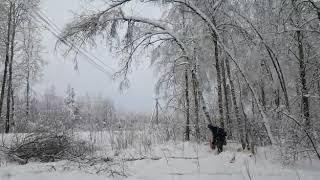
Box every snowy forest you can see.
[0,0,320,179]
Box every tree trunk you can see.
[238,75,251,150]
[226,58,245,149]
[260,82,266,110]
[221,58,231,137]
[26,53,30,120]
[184,68,190,141]
[199,89,212,125]
[297,30,310,129]
[213,33,224,128]
[11,88,14,127]
[191,67,200,140]
[193,67,212,125]
[181,2,191,141]
[241,88,250,150]
[155,98,159,125]
[5,11,16,134]
[275,89,280,107]
[318,81,320,99]
[0,3,13,124]
[24,18,33,121]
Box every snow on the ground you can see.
[0,132,319,180]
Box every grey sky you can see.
[34,0,162,113]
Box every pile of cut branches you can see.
[4,133,93,164]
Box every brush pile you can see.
[5,133,93,164]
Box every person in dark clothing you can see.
[208,124,227,153]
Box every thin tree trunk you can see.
[184,68,190,141]
[191,67,200,140]
[221,58,231,137]
[10,88,14,129]
[193,66,212,125]
[226,58,245,149]
[238,74,252,150]
[275,89,280,107]
[0,3,13,124]
[24,18,33,121]
[155,98,159,125]
[5,88,11,133]
[297,30,310,129]
[10,88,15,131]
[240,86,250,150]
[260,82,266,110]
[26,58,30,120]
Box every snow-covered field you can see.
[0,132,319,180]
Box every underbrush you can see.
[107,124,183,156]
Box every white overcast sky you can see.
[34,0,163,113]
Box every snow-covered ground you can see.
[0,132,319,180]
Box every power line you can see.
[30,9,115,77]
[36,9,115,72]
[36,10,115,71]
[36,9,116,73]
[33,11,113,76]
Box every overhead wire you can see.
[30,8,115,77]
[33,11,112,76]
[36,9,116,73]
